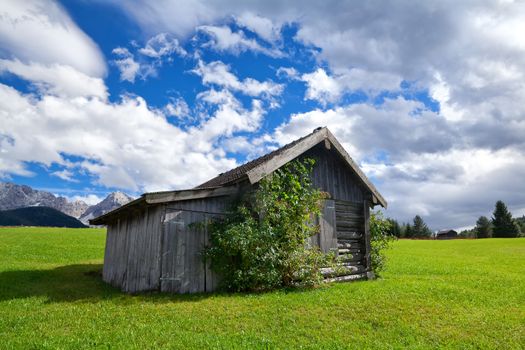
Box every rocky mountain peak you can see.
[0,182,133,224]
[79,191,134,225]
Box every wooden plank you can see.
[145,186,238,204]
[324,128,387,207]
[363,200,372,277]
[319,199,337,254]
[337,232,363,240]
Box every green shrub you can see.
[204,159,334,292]
[370,211,395,275]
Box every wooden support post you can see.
[363,200,375,279]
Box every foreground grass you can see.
[0,227,523,349]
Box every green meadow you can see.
[0,227,523,349]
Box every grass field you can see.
[0,227,523,349]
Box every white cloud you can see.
[276,67,299,79]
[301,68,401,105]
[0,59,107,99]
[0,0,106,77]
[268,97,524,230]
[164,97,191,119]
[138,33,187,58]
[301,69,343,105]
[70,194,103,206]
[0,78,266,192]
[112,47,141,83]
[192,60,283,98]
[197,25,283,57]
[51,169,78,182]
[236,12,282,43]
[112,33,187,83]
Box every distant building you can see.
[436,229,458,239]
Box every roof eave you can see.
[89,186,240,225]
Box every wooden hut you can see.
[436,229,458,239]
[91,127,387,293]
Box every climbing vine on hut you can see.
[204,158,335,292]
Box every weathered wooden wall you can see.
[160,197,230,294]
[102,204,164,293]
[335,199,367,274]
[310,199,338,253]
[301,143,366,203]
[103,140,376,294]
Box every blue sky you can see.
[1,0,525,229]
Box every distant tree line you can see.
[384,200,524,239]
[459,200,523,238]
[386,215,432,238]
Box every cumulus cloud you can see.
[0,0,106,77]
[192,60,283,98]
[139,33,187,58]
[112,33,187,83]
[0,82,265,192]
[164,97,191,119]
[197,25,283,57]
[0,59,108,99]
[51,169,79,183]
[112,47,142,82]
[236,12,282,44]
[300,68,401,105]
[269,98,525,229]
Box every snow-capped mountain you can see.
[79,191,134,224]
[0,182,133,224]
[0,182,88,218]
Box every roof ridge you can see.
[195,128,323,189]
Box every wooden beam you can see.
[246,128,327,184]
[145,186,238,204]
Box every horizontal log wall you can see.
[335,199,367,271]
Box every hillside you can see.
[0,207,87,228]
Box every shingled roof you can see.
[196,127,387,207]
[195,130,314,189]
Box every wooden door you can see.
[160,210,207,293]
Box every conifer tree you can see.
[475,216,492,238]
[412,215,432,237]
[387,218,401,237]
[492,200,520,238]
[404,223,412,238]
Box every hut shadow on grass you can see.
[0,264,212,304]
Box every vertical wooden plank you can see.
[204,215,213,292]
[363,200,374,279]
[149,205,163,290]
[159,221,167,292]
[176,214,187,293]
[118,216,129,290]
[102,222,114,284]
[318,200,337,253]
